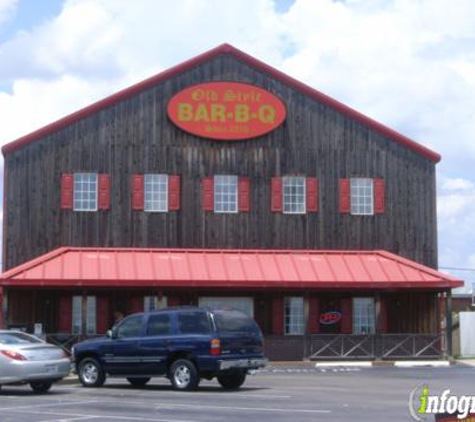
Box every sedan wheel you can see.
[169,359,199,391]
[78,357,106,387]
[30,381,52,394]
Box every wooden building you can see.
[0,44,462,360]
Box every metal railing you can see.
[308,333,443,360]
[45,333,103,352]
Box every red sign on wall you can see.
[167,82,286,140]
[319,311,342,325]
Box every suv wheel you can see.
[169,359,199,391]
[217,372,246,390]
[78,357,106,387]
[126,377,151,387]
[30,381,52,394]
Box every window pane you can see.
[147,314,172,336]
[213,309,261,335]
[350,178,374,215]
[144,174,168,212]
[73,173,98,212]
[72,296,82,334]
[116,315,143,338]
[199,297,254,317]
[352,298,376,334]
[284,297,304,335]
[283,177,306,214]
[177,311,211,334]
[86,296,96,335]
[214,175,238,213]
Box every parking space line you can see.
[152,402,331,414]
[40,416,99,422]
[66,385,292,400]
[0,399,99,412]
[2,409,198,422]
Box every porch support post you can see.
[374,292,382,358]
[444,290,453,358]
[303,292,310,359]
[81,291,88,339]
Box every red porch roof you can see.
[2,44,440,162]
[0,247,462,290]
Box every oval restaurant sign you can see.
[319,311,342,325]
[167,82,286,140]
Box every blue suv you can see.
[72,307,267,391]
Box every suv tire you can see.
[169,359,199,391]
[78,357,106,387]
[217,372,246,390]
[126,377,151,387]
[30,381,52,393]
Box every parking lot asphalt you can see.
[0,364,474,422]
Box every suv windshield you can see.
[213,309,261,335]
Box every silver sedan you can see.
[0,330,71,393]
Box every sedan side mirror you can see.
[106,329,116,339]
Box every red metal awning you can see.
[0,247,463,290]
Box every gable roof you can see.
[1,44,441,162]
[0,247,462,289]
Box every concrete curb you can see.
[271,360,455,368]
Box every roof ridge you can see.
[2,44,440,162]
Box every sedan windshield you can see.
[0,332,43,345]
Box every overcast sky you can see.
[0,0,474,292]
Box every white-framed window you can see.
[199,297,254,317]
[72,296,82,335]
[214,175,238,213]
[73,173,98,211]
[353,297,376,334]
[72,296,97,335]
[144,174,168,212]
[283,177,306,214]
[284,297,304,335]
[144,296,168,312]
[350,178,374,215]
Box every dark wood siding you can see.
[3,53,437,270]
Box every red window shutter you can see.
[270,177,283,212]
[61,173,74,209]
[98,174,110,210]
[96,297,110,334]
[272,297,284,335]
[339,179,351,213]
[379,298,388,333]
[340,298,353,334]
[130,296,143,314]
[168,175,181,211]
[374,178,385,214]
[131,175,144,211]
[238,177,250,212]
[202,177,214,211]
[167,297,180,307]
[306,178,318,212]
[58,296,72,332]
[308,297,320,334]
